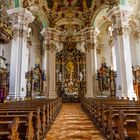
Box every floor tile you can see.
[45,103,106,140]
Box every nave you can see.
[45,103,106,140]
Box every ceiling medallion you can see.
[0,0,13,44]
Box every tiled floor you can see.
[45,103,106,140]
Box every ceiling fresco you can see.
[5,0,117,40]
[46,0,93,11]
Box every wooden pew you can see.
[81,97,140,140]
[0,117,20,140]
[118,110,140,140]
[0,98,62,140]
[0,111,34,140]
[0,108,41,140]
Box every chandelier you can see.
[0,0,13,44]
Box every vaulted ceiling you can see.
[20,0,115,31]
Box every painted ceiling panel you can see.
[46,0,93,9]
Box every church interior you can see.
[0,0,140,139]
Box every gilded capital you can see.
[46,42,56,53]
[7,8,34,34]
[114,26,130,36]
[85,42,94,52]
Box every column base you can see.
[8,92,26,101]
[116,90,137,100]
[85,91,94,98]
[45,93,49,99]
[48,92,57,99]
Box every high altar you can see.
[56,39,86,102]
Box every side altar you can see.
[97,59,116,98]
[25,64,46,98]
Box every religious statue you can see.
[79,72,83,81]
[33,71,40,92]
[27,81,32,96]
[97,58,110,91]
[67,61,74,73]
[97,58,116,97]
[58,72,62,81]
[66,61,74,81]
[83,0,88,10]
[136,65,140,83]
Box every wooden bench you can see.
[0,98,62,140]
[0,111,34,140]
[81,97,140,140]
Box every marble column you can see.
[108,6,136,99]
[41,29,58,99]
[7,8,34,100]
[129,12,140,67]
[41,29,49,98]
[134,13,140,66]
[41,40,47,96]
[45,47,50,98]
[41,43,47,71]
[92,46,97,97]
[47,43,57,99]
[135,36,140,66]
[85,43,94,98]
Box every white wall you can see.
[135,39,140,66]
[130,35,137,67]
[97,45,112,69]
[28,24,42,70]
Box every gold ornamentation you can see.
[0,0,13,44]
[114,27,129,36]
[66,61,74,74]
[85,42,94,52]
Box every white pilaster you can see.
[130,35,137,67]
[8,8,34,100]
[135,38,140,66]
[48,44,57,99]
[85,45,94,98]
[92,47,97,97]
[108,6,136,99]
[45,49,49,98]
[41,42,47,71]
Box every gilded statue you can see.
[66,61,74,73]
[83,0,88,10]
[52,0,59,11]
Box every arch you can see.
[55,18,85,28]
[90,5,109,27]
[29,6,49,29]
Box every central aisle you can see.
[45,103,106,140]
